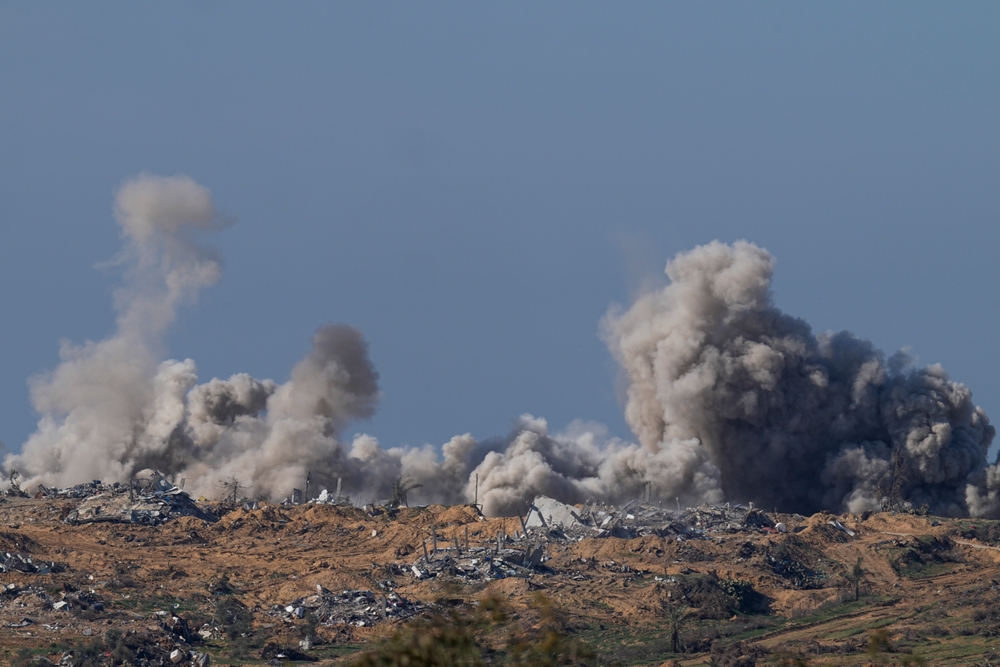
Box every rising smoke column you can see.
[5,174,228,487]
[602,240,997,517]
[2,175,389,501]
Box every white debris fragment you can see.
[828,519,856,537]
[525,496,582,529]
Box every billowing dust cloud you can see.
[2,175,387,501]
[602,240,999,518]
[5,178,1000,518]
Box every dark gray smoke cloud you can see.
[5,180,998,518]
[601,240,998,517]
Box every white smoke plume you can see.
[6,180,999,519]
[7,174,226,488]
[460,416,722,517]
[2,175,389,501]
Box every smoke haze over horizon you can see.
[5,176,1000,519]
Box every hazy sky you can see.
[1,3,998,457]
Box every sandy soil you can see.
[1,497,998,666]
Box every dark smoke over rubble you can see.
[4,177,1000,519]
[602,240,998,517]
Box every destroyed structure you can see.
[523,495,789,540]
[25,472,217,526]
[270,586,424,629]
[399,495,821,586]
[0,553,66,575]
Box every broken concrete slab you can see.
[525,496,583,529]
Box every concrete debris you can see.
[0,578,204,663]
[53,591,105,613]
[270,588,423,628]
[828,519,857,537]
[51,471,217,526]
[521,497,783,542]
[1,585,106,617]
[310,487,352,506]
[66,491,212,525]
[525,496,583,529]
[0,551,67,575]
[35,480,119,500]
[408,540,549,583]
[396,497,796,587]
[0,584,49,607]
[161,612,196,642]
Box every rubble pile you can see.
[397,496,811,586]
[767,551,821,589]
[52,590,106,614]
[168,650,212,667]
[526,497,641,539]
[0,583,50,618]
[0,584,104,616]
[0,551,67,575]
[36,480,123,500]
[47,472,217,526]
[408,543,548,583]
[270,586,424,628]
[524,495,792,541]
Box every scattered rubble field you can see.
[2,489,1000,666]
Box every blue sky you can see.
[1,2,998,456]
